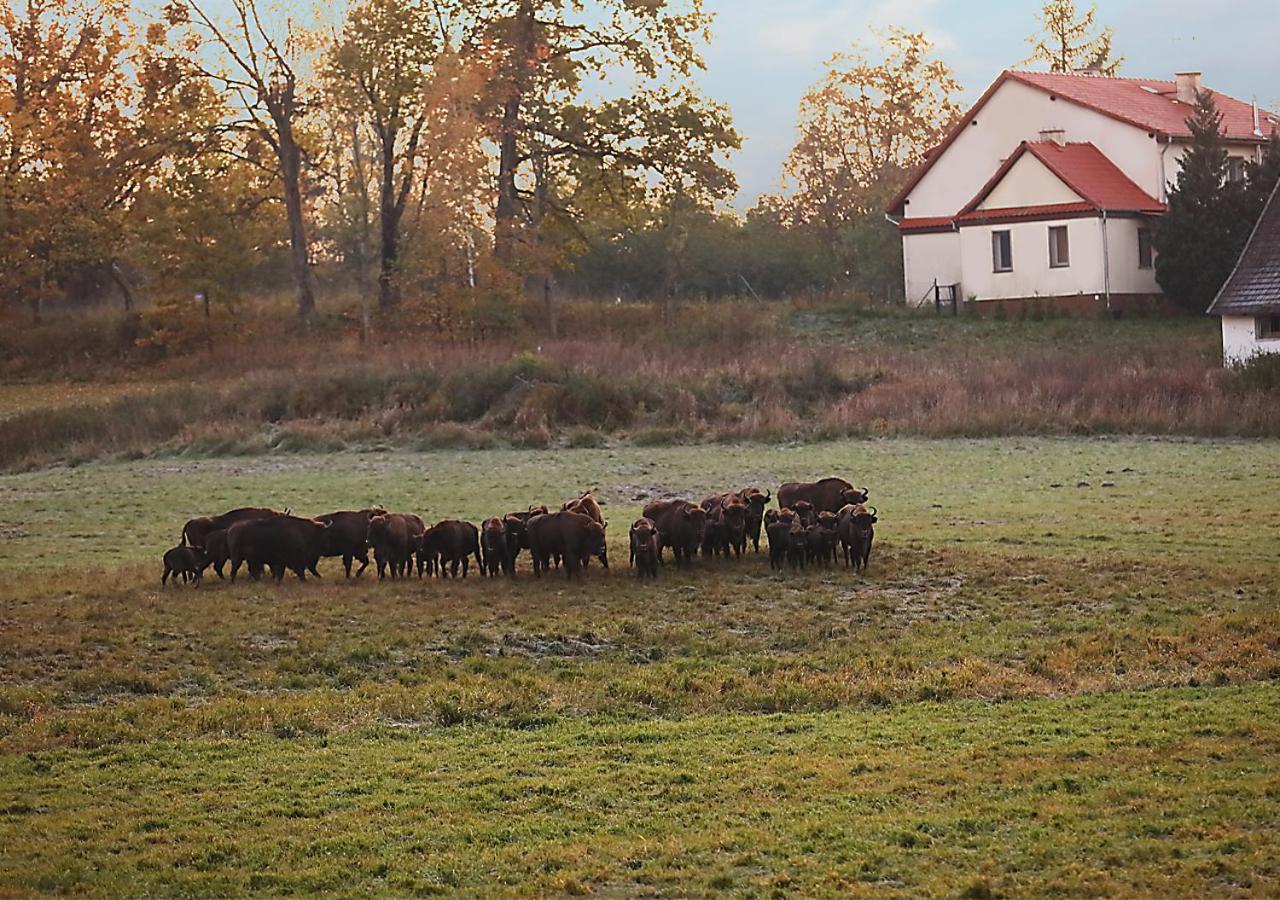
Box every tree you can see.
[472,0,739,278]
[779,28,960,294]
[170,0,320,322]
[1154,91,1252,313]
[1024,0,1121,75]
[1,0,209,322]
[1245,131,1280,220]
[324,0,489,313]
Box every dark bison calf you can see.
[629,517,659,579]
[162,545,207,586]
[839,504,878,572]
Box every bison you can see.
[421,519,481,578]
[701,493,749,558]
[527,510,608,579]
[838,504,878,572]
[368,513,423,579]
[786,518,808,571]
[629,517,659,579]
[182,506,283,550]
[501,505,548,569]
[765,520,791,571]
[162,544,206,586]
[200,528,230,579]
[481,516,514,577]
[561,492,605,526]
[315,507,387,577]
[642,499,706,567]
[227,515,332,582]
[736,487,771,553]
[777,478,869,516]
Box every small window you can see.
[1258,315,1280,340]
[992,230,1013,272]
[1048,225,1070,268]
[1137,228,1153,269]
[1227,157,1246,183]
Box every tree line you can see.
[2,0,1265,345]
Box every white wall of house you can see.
[977,153,1084,209]
[902,79,1163,218]
[903,231,962,306]
[1103,217,1161,295]
[1221,316,1280,365]
[899,78,1265,221]
[958,217,1104,301]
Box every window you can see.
[1227,157,1246,183]
[1048,225,1070,268]
[1258,315,1280,340]
[992,230,1013,272]
[1137,228,1153,269]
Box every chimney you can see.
[1253,98,1263,136]
[1175,71,1202,104]
[1039,128,1066,147]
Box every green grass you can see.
[2,687,1277,896]
[1,437,1277,894]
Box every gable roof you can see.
[957,141,1165,218]
[887,70,1278,217]
[1207,178,1280,316]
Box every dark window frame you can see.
[1048,225,1070,268]
[1137,227,1153,269]
[992,230,1013,273]
[1257,315,1280,340]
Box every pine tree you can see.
[1153,91,1251,313]
[1024,0,1122,75]
[1245,132,1280,219]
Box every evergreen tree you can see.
[1023,0,1122,75]
[1154,91,1251,313]
[1245,131,1280,220]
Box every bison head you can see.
[840,487,870,506]
[586,522,608,568]
[792,500,815,524]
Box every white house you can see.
[1207,180,1280,365]
[886,70,1278,313]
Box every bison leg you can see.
[161,565,171,586]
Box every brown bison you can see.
[786,518,808,570]
[501,505,549,569]
[162,544,206,586]
[791,500,815,527]
[315,507,387,577]
[227,515,332,582]
[420,519,482,578]
[481,516,514,577]
[701,493,749,558]
[777,478,869,516]
[629,517,659,579]
[182,507,283,550]
[838,504,878,572]
[642,499,706,567]
[200,528,230,579]
[527,510,608,579]
[735,487,771,553]
[368,513,424,579]
[561,492,605,526]
[765,519,791,570]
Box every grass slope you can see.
[2,686,1277,896]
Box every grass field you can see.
[1,437,1278,895]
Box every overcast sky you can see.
[692,0,1280,208]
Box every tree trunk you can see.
[349,120,372,343]
[377,125,400,311]
[543,275,558,340]
[274,112,316,323]
[109,261,134,312]
[494,2,536,263]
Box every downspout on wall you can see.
[1100,210,1112,313]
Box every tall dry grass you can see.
[1,298,1274,470]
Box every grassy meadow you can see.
[1,436,1278,894]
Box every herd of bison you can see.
[160,476,878,586]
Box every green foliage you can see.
[1155,91,1254,313]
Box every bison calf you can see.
[481,517,514,577]
[629,517,659,579]
[162,545,207,587]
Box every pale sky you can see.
[693,0,1280,208]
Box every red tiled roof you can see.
[956,201,1101,225]
[898,216,955,233]
[958,141,1165,217]
[1008,71,1279,142]
[887,70,1278,217]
